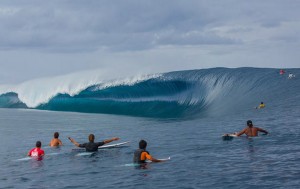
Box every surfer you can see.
[236,120,268,137]
[49,132,63,147]
[68,134,119,152]
[280,69,285,75]
[256,102,265,109]
[28,141,45,160]
[133,140,165,163]
[288,73,295,79]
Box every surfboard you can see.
[47,152,60,156]
[72,141,130,151]
[99,141,130,149]
[222,133,267,140]
[222,133,237,140]
[123,157,171,167]
[75,152,94,156]
[15,157,32,161]
[14,152,62,161]
[123,163,140,167]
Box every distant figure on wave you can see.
[236,120,268,137]
[49,132,63,147]
[288,73,295,79]
[133,140,165,164]
[279,69,285,75]
[256,102,265,109]
[28,141,45,160]
[68,134,119,152]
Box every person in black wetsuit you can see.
[68,134,119,152]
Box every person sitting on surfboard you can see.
[236,120,268,137]
[49,132,63,147]
[28,141,45,160]
[133,140,164,163]
[68,134,119,152]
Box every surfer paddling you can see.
[49,132,63,147]
[236,120,268,137]
[68,134,119,152]
[133,140,166,163]
[256,102,265,109]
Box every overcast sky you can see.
[1,0,300,84]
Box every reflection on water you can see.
[30,159,44,168]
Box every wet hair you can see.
[36,141,42,148]
[247,120,253,126]
[54,132,59,138]
[139,140,147,149]
[261,102,264,104]
[89,134,95,142]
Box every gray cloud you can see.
[0,0,300,84]
[1,0,298,52]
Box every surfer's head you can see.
[139,140,147,150]
[54,132,59,139]
[247,120,253,127]
[261,102,264,104]
[36,141,42,148]
[89,134,95,142]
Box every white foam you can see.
[0,69,161,108]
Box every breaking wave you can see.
[0,68,299,118]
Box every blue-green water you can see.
[0,68,300,188]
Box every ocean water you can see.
[0,68,300,188]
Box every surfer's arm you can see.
[68,137,80,147]
[48,139,53,146]
[257,128,268,135]
[236,129,246,137]
[103,137,119,144]
[150,157,164,162]
[27,149,32,156]
[144,152,164,162]
[58,139,63,146]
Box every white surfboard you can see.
[14,152,62,161]
[75,152,94,156]
[99,141,130,149]
[15,157,32,161]
[72,141,130,151]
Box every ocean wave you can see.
[1,68,299,118]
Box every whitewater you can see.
[0,67,300,188]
